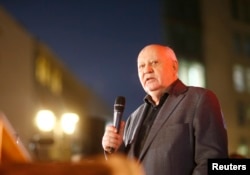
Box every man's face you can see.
[137,46,177,95]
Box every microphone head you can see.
[114,96,126,112]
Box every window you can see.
[237,101,250,126]
[178,59,205,87]
[231,0,239,19]
[243,35,250,57]
[233,64,250,93]
[50,69,62,95]
[232,31,250,59]
[233,64,245,92]
[232,32,242,54]
[237,138,249,157]
[237,101,245,125]
[231,0,250,23]
[35,54,62,94]
[35,55,50,87]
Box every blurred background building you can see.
[1,0,250,161]
[0,6,112,161]
[163,0,250,157]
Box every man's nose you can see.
[143,64,153,73]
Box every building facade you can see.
[162,0,250,157]
[0,6,111,161]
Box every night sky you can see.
[1,0,165,118]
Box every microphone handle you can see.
[113,111,122,133]
[108,111,122,153]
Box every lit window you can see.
[188,63,205,87]
[50,69,62,94]
[178,60,189,83]
[35,55,62,94]
[178,59,205,87]
[35,55,50,87]
[237,138,249,157]
[233,64,245,92]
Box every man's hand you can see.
[102,121,125,153]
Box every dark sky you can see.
[1,0,165,118]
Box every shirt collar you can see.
[144,92,169,108]
[143,79,179,107]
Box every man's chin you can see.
[145,87,161,95]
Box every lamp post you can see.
[31,109,79,161]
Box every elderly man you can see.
[102,44,228,175]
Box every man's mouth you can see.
[145,77,154,83]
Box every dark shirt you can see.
[134,93,169,158]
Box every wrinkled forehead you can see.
[137,45,177,63]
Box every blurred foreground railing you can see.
[0,112,144,175]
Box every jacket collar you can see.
[138,79,188,160]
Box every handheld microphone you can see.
[113,96,126,133]
[109,96,125,153]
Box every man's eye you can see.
[138,64,145,69]
[151,61,158,65]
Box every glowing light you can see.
[35,110,56,132]
[60,113,79,135]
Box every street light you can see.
[35,110,56,132]
[60,113,79,135]
[33,110,80,161]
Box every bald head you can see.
[138,44,178,62]
[137,44,178,104]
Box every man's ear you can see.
[173,60,178,72]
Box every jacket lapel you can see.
[124,103,149,157]
[138,80,188,160]
[125,103,149,145]
[131,104,149,142]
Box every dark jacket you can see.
[122,79,228,175]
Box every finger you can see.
[102,131,119,149]
[103,138,117,152]
[105,125,117,133]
